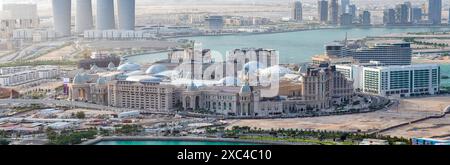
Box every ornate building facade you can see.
[68,46,355,117]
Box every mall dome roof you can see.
[90,64,99,71]
[125,70,145,76]
[126,75,162,83]
[108,62,116,70]
[145,64,168,75]
[96,77,107,85]
[243,61,265,74]
[260,65,293,77]
[186,81,198,91]
[218,76,241,86]
[117,62,141,72]
[73,73,88,84]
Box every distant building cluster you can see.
[223,16,271,27]
[83,26,202,40]
[306,0,448,27]
[315,0,371,26]
[0,66,61,87]
[52,0,136,37]
[383,0,445,26]
[12,29,56,42]
[0,3,39,38]
[314,38,441,98]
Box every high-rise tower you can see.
[76,0,94,33]
[96,0,115,30]
[428,0,442,25]
[117,0,136,30]
[329,0,339,25]
[52,0,72,36]
[292,1,303,22]
[318,0,329,23]
[341,0,350,14]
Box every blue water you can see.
[126,27,450,87]
[95,140,257,145]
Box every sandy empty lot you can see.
[226,96,450,136]
[33,45,78,61]
[381,116,450,139]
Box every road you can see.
[0,40,71,63]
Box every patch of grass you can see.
[0,60,77,67]
[239,136,349,145]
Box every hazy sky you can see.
[1,0,448,5]
[0,0,448,13]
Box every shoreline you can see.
[122,50,169,59]
[164,25,450,40]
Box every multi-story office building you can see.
[348,4,357,20]
[411,7,423,24]
[12,29,56,42]
[361,11,371,25]
[383,9,396,25]
[329,0,339,25]
[428,0,442,25]
[341,0,350,14]
[323,42,412,66]
[404,2,413,23]
[205,16,224,31]
[336,64,440,97]
[107,79,175,112]
[353,43,412,65]
[324,42,351,57]
[340,13,353,26]
[318,0,329,23]
[292,1,303,22]
[396,3,410,25]
[0,66,60,87]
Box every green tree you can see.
[75,111,86,119]
[117,125,142,136]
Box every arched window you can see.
[185,96,191,108]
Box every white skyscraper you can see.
[52,0,72,36]
[341,0,350,14]
[96,0,115,30]
[117,0,135,30]
[76,0,94,33]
